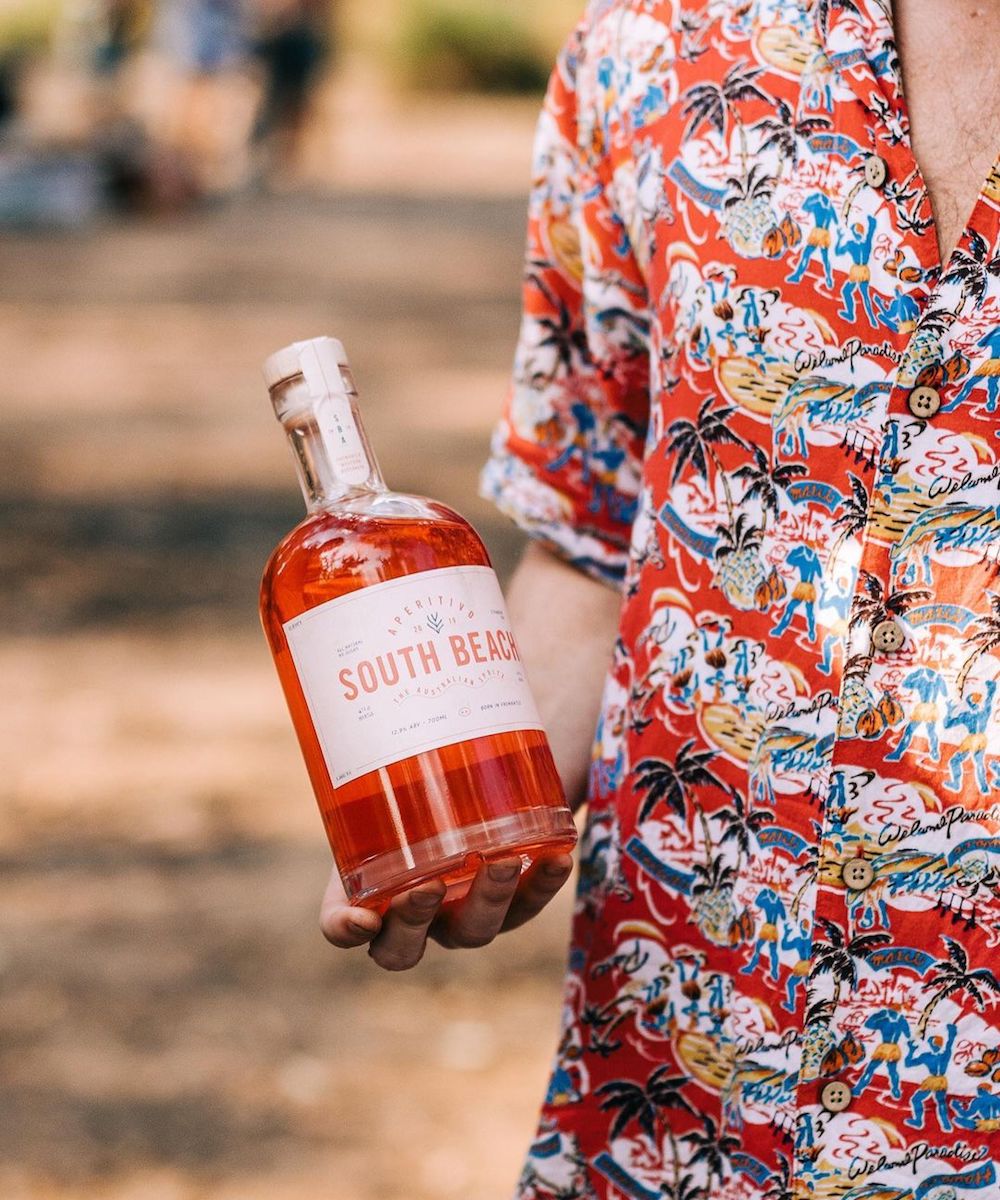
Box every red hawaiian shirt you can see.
[482,2,1000,1199]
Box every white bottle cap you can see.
[262,336,350,395]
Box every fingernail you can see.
[411,890,443,911]
[488,861,521,884]
[542,859,572,878]
[348,919,378,938]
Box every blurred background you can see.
[0,1,585,1196]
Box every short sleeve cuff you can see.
[479,437,629,589]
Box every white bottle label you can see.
[283,565,546,787]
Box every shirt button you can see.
[864,154,888,188]
[842,858,875,891]
[908,385,942,418]
[872,619,905,653]
[820,1080,853,1114]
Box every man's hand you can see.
[320,853,574,971]
[319,542,618,971]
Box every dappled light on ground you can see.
[1,189,574,1199]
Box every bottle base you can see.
[343,806,578,911]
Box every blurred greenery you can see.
[0,0,583,91]
[397,1,551,94]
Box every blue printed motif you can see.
[482,1,1000,1197]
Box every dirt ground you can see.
[0,182,580,1198]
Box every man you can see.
[322,1,1000,1196]
[251,0,331,180]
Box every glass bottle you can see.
[259,337,577,909]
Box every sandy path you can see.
[1,190,579,1199]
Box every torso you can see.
[895,0,1000,261]
[490,3,1000,1198]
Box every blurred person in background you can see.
[0,0,150,224]
[251,0,331,185]
[19,0,253,214]
[146,0,258,196]
[92,0,150,75]
[317,0,1000,1198]
[86,0,176,212]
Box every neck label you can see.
[316,394,370,486]
[283,565,546,786]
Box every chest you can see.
[894,0,1000,262]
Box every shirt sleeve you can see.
[480,17,652,588]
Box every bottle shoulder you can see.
[260,490,492,628]
[347,491,465,524]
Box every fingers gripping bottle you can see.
[259,337,577,908]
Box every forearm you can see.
[506,542,622,812]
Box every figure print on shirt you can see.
[481,1,1000,1197]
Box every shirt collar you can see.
[824,0,905,140]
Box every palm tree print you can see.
[519,1143,592,1200]
[724,165,777,208]
[681,60,773,173]
[805,996,836,1029]
[689,854,739,945]
[789,835,820,918]
[722,165,778,253]
[956,589,1000,693]
[918,936,1000,1037]
[634,743,731,899]
[716,789,774,862]
[849,570,931,632]
[666,395,749,522]
[809,916,890,1007]
[691,853,737,898]
[838,650,893,738]
[581,1000,628,1059]
[753,100,831,175]
[732,446,807,529]
[663,1175,705,1200]
[812,0,860,34]
[633,741,729,826]
[680,1113,740,1191]
[829,472,870,565]
[714,512,761,555]
[526,268,593,382]
[596,1071,692,1142]
[842,651,874,682]
[596,1068,704,1199]
[762,1153,793,1200]
[942,228,1000,312]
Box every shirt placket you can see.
[794,0,951,1171]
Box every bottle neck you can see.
[272,375,386,511]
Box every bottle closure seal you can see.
[263,336,351,398]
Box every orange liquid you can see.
[260,499,577,907]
